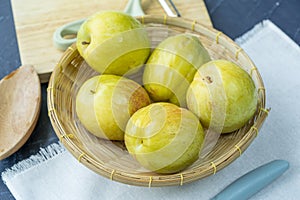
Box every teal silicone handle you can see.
[52,18,85,51]
[53,0,145,51]
[212,160,289,200]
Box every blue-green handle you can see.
[53,0,145,51]
[52,18,85,51]
[53,0,146,51]
[212,160,289,200]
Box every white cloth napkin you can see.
[2,20,300,200]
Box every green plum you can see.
[186,60,258,133]
[76,11,150,75]
[76,75,151,140]
[125,102,204,174]
[143,34,211,107]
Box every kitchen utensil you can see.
[167,0,181,17]
[11,0,212,83]
[158,0,179,17]
[53,0,145,51]
[212,160,289,200]
[124,0,145,16]
[0,65,41,160]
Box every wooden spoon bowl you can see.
[0,65,41,160]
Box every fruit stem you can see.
[82,41,90,45]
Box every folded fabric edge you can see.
[235,19,300,51]
[235,19,269,45]
[1,142,66,184]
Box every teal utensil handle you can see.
[53,0,145,51]
[124,0,145,16]
[212,160,289,200]
[52,18,85,51]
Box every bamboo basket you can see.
[47,16,269,187]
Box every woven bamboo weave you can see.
[47,16,268,187]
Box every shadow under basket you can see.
[47,15,269,187]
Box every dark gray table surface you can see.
[0,0,299,199]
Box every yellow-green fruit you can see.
[76,75,151,140]
[76,11,150,75]
[186,60,258,133]
[143,34,211,107]
[125,102,204,174]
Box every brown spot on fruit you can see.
[129,87,151,115]
[205,76,213,84]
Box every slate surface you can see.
[0,0,299,199]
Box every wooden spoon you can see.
[0,65,41,160]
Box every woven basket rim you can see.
[47,15,269,187]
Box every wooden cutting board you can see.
[11,0,212,83]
